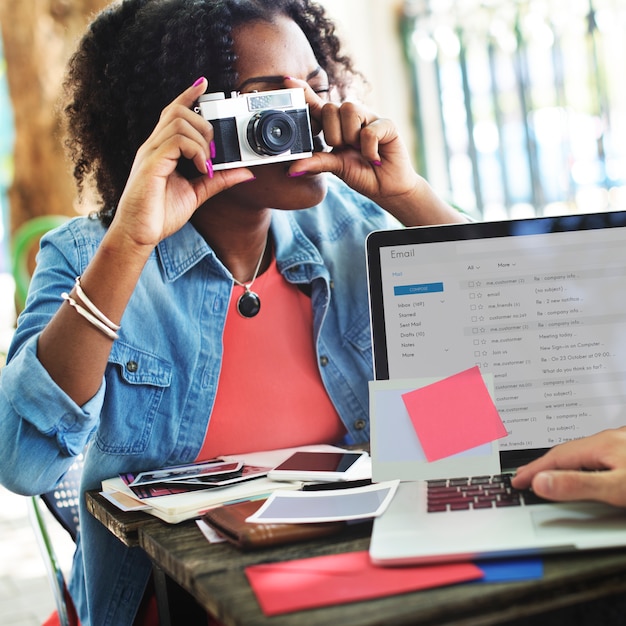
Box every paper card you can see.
[245,481,399,524]
[402,366,508,462]
[99,490,152,512]
[245,550,483,616]
[475,558,543,583]
[369,377,501,481]
[195,519,226,544]
[130,459,242,487]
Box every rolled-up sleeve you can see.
[0,335,104,494]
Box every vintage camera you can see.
[195,87,314,170]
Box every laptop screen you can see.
[366,212,626,468]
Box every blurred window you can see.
[402,0,626,220]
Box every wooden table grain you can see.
[86,491,626,626]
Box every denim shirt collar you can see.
[272,210,328,283]
[156,222,219,282]
[155,211,329,285]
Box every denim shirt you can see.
[0,177,400,626]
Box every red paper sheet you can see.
[401,366,507,462]
[245,550,483,616]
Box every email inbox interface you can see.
[381,229,626,451]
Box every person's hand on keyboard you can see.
[511,426,626,507]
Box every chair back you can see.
[29,454,84,626]
[41,453,84,541]
[10,215,69,311]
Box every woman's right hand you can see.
[35,79,255,405]
[111,77,255,249]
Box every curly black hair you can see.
[62,0,361,224]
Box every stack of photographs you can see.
[120,459,270,499]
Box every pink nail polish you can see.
[206,159,214,178]
[371,160,382,167]
[210,140,216,159]
[193,77,205,87]
[288,171,308,178]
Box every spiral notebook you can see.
[366,211,626,565]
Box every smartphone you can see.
[267,451,369,482]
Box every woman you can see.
[0,1,466,624]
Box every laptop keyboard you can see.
[426,474,550,513]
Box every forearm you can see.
[37,226,154,406]
[377,176,469,227]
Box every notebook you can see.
[365,211,626,565]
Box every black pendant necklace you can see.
[237,288,261,318]
[232,238,267,319]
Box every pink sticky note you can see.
[401,366,507,462]
[245,550,483,616]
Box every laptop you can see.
[366,211,626,565]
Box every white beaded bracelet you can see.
[74,276,121,331]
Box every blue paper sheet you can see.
[475,558,543,583]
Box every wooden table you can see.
[86,491,626,625]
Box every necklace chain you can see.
[232,237,268,292]
[232,237,268,319]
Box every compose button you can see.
[394,282,444,296]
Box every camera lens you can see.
[247,110,297,156]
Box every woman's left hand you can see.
[283,77,465,226]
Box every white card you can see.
[245,481,399,524]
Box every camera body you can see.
[195,87,314,170]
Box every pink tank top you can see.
[196,258,345,460]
